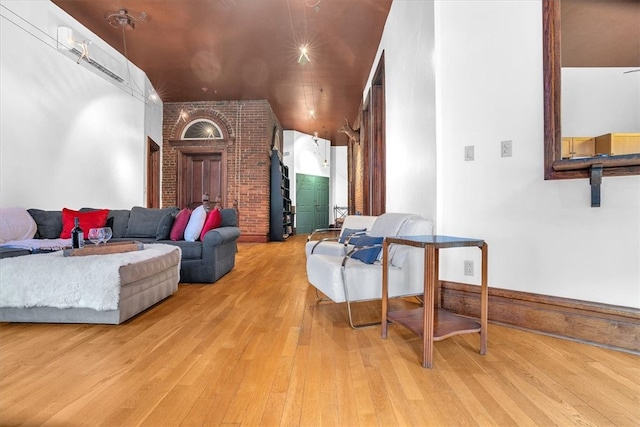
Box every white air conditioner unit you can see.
[57,26,127,86]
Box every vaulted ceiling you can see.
[51,0,638,145]
[51,0,392,145]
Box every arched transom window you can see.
[181,119,223,140]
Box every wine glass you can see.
[87,228,104,246]
[102,227,113,245]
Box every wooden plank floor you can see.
[1,234,639,426]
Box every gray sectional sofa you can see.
[2,206,240,283]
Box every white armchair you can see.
[306,213,434,328]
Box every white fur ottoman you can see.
[0,244,181,324]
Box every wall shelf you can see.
[270,148,293,241]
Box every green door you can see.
[296,174,329,234]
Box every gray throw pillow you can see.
[156,212,175,240]
[27,209,62,239]
[107,210,131,239]
[125,206,179,238]
[219,208,237,227]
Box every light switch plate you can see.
[501,140,513,157]
[465,145,474,161]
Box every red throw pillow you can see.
[170,208,191,241]
[199,208,222,241]
[60,208,109,239]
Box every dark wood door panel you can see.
[180,153,223,209]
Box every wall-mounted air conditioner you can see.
[57,26,128,86]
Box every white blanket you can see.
[0,244,179,311]
[0,207,37,244]
[0,238,71,251]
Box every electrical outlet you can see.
[501,140,513,157]
[464,260,474,276]
[464,145,474,161]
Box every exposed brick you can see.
[162,100,282,242]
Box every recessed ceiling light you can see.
[298,45,311,64]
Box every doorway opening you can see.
[147,138,160,208]
[176,149,226,209]
[296,173,329,234]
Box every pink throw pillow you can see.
[200,209,222,241]
[170,208,191,241]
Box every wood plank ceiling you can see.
[51,0,392,145]
[561,0,639,67]
[51,0,638,144]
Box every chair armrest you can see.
[343,231,367,244]
[307,228,342,241]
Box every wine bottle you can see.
[71,217,84,249]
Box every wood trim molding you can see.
[169,139,232,149]
[371,52,386,215]
[238,234,268,243]
[440,281,640,353]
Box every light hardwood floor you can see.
[1,235,639,426]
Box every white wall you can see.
[562,67,640,136]
[283,130,348,224]
[364,0,438,223]
[0,1,162,210]
[330,145,349,220]
[366,0,639,308]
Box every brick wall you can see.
[162,100,281,242]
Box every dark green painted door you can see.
[296,174,329,234]
[314,176,329,230]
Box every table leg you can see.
[434,249,440,309]
[480,242,488,355]
[381,239,389,339]
[422,246,436,368]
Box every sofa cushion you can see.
[125,206,179,238]
[160,240,202,259]
[396,216,433,236]
[170,208,191,241]
[350,235,383,264]
[106,210,131,239]
[184,206,207,242]
[27,209,62,239]
[307,253,405,303]
[60,208,109,239]
[200,209,222,241]
[80,208,130,239]
[342,215,377,231]
[369,213,418,238]
[156,213,175,240]
[0,208,37,243]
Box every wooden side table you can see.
[381,235,488,368]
